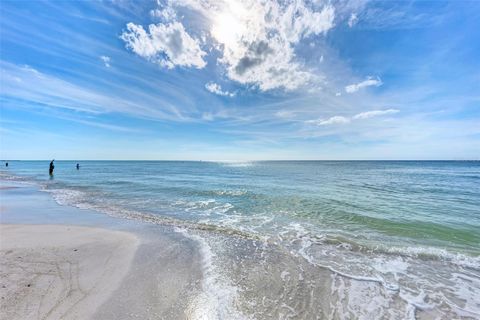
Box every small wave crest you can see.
[279,222,480,271]
[175,228,249,320]
[0,171,33,183]
[44,187,91,208]
[172,199,235,216]
[285,223,480,319]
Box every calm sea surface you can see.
[2,160,479,319]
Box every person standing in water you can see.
[76,163,80,170]
[5,162,8,167]
[49,160,55,175]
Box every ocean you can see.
[1,160,479,319]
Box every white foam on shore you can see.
[45,188,90,208]
[372,256,409,284]
[383,245,480,270]
[329,273,412,320]
[296,231,431,318]
[174,227,249,320]
[449,272,480,317]
[292,226,480,319]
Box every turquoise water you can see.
[2,160,480,318]
[2,161,479,251]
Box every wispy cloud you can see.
[62,117,146,133]
[348,13,358,27]
[307,116,351,126]
[353,109,399,119]
[345,76,382,93]
[205,82,235,97]
[275,110,296,119]
[100,55,111,67]
[355,3,450,31]
[150,7,176,21]
[306,109,399,126]
[0,62,195,121]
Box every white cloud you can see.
[100,55,111,67]
[150,7,176,21]
[136,0,335,91]
[335,92,342,96]
[201,112,214,121]
[22,65,40,75]
[307,116,350,126]
[353,109,399,119]
[348,13,358,27]
[121,21,206,69]
[205,82,235,97]
[306,109,399,126]
[210,1,335,91]
[345,76,382,93]
[275,110,295,119]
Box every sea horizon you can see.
[3,159,479,162]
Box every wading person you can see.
[49,160,55,175]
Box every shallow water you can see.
[2,160,479,319]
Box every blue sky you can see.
[1,0,479,160]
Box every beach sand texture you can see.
[0,224,138,320]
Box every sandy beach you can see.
[0,182,204,320]
[0,224,138,320]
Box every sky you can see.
[0,0,479,160]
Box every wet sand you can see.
[0,183,204,320]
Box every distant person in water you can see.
[49,160,54,175]
[76,163,80,170]
[5,162,8,167]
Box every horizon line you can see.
[2,159,479,162]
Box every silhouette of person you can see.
[49,160,55,175]
[76,163,80,170]
[5,162,8,167]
